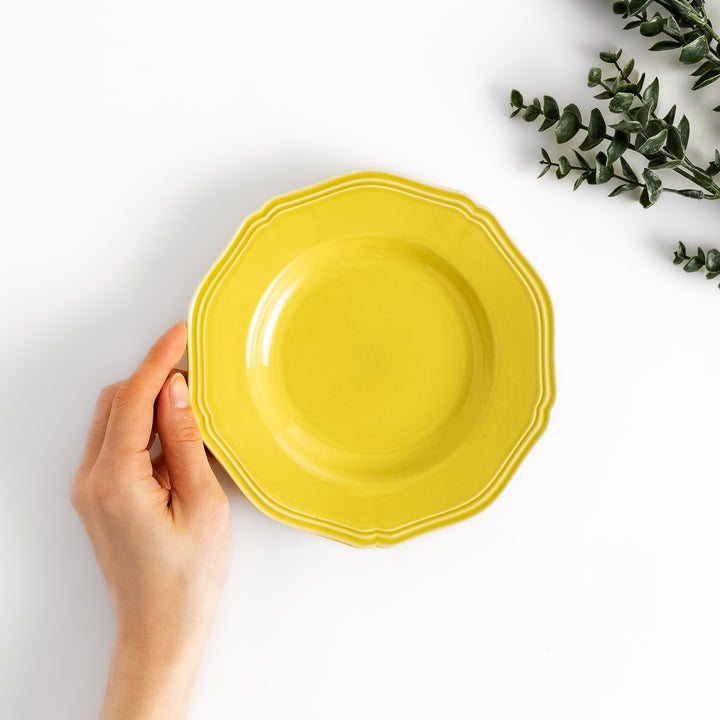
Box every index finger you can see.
[101,321,188,457]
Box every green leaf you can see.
[678,115,690,148]
[566,103,582,122]
[541,148,551,164]
[677,241,687,257]
[594,90,614,100]
[611,120,644,132]
[707,271,720,279]
[556,156,571,178]
[706,248,720,271]
[616,83,639,95]
[538,163,552,178]
[573,150,590,169]
[622,59,635,77]
[607,131,629,163]
[663,104,677,125]
[638,128,668,155]
[573,173,587,191]
[587,108,607,139]
[542,95,559,121]
[642,168,662,205]
[588,67,602,87]
[710,152,720,174]
[634,103,651,130]
[523,105,541,121]
[555,105,582,143]
[510,89,524,108]
[645,119,664,137]
[624,19,643,30]
[666,15,681,36]
[697,246,706,263]
[595,154,614,184]
[599,50,622,63]
[612,1,628,14]
[649,40,682,51]
[692,67,720,90]
[714,105,720,112]
[628,0,653,13]
[579,134,604,151]
[690,60,716,77]
[609,183,636,196]
[640,15,663,36]
[684,257,705,272]
[679,36,709,64]
[620,156,639,183]
[609,92,634,113]
[642,77,660,113]
[665,126,684,159]
[676,189,705,198]
[668,0,692,17]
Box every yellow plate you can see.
[188,171,554,547]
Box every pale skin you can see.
[71,321,232,720]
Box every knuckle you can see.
[110,381,133,410]
[118,374,158,408]
[172,421,202,445]
[98,382,121,403]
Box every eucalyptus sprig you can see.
[673,242,720,287]
[613,0,720,106]
[511,49,720,207]
[510,39,720,289]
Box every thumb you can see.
[156,372,220,508]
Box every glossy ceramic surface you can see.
[188,171,554,546]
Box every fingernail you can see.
[169,373,189,408]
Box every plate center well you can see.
[247,236,493,476]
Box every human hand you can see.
[71,321,232,720]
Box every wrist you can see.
[111,574,222,659]
[101,625,208,720]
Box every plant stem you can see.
[540,158,712,195]
[610,60,707,174]
[664,186,715,197]
[518,95,720,198]
[541,159,639,185]
[654,0,720,46]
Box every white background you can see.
[3,1,720,718]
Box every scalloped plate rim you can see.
[187,169,555,547]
